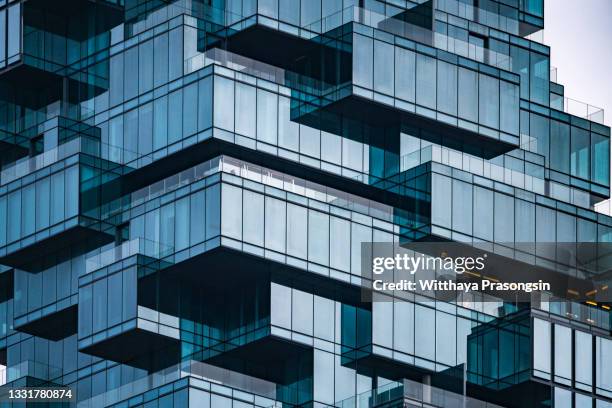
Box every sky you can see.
[543,0,612,127]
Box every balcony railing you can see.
[550,67,605,124]
[77,360,278,408]
[336,378,506,408]
[84,238,174,274]
[306,6,513,70]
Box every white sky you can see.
[544,0,612,127]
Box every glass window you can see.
[571,126,590,180]
[0,9,5,66]
[313,295,334,342]
[554,387,571,408]
[575,394,592,408]
[374,40,394,96]
[554,324,572,384]
[494,192,514,243]
[479,74,499,129]
[168,90,183,145]
[243,190,264,247]
[437,61,457,116]
[190,191,205,245]
[153,33,169,88]
[124,46,138,101]
[436,311,456,366]
[279,96,299,151]
[257,89,278,144]
[222,185,242,240]
[330,217,350,272]
[415,305,435,361]
[138,40,153,94]
[575,330,593,391]
[550,120,570,174]
[287,203,307,259]
[431,174,451,228]
[313,349,334,404]
[353,34,373,89]
[530,51,549,106]
[500,81,519,135]
[214,77,235,131]
[205,184,221,239]
[533,318,551,379]
[110,53,124,106]
[183,83,198,138]
[92,278,107,333]
[591,133,610,186]
[153,96,168,151]
[393,299,414,355]
[596,336,612,397]
[7,4,20,59]
[107,272,122,327]
[22,184,35,236]
[50,172,65,225]
[372,297,392,349]
[175,197,190,251]
[168,27,183,81]
[308,210,329,266]
[292,289,313,335]
[452,179,472,235]
[0,196,6,246]
[416,53,436,109]
[7,190,21,242]
[235,82,256,138]
[531,114,549,166]
[198,77,213,131]
[138,102,153,155]
[270,282,291,328]
[35,178,51,231]
[458,67,478,123]
[473,186,493,241]
[395,47,415,102]
[265,197,286,252]
[321,132,341,164]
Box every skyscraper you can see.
[0,0,610,407]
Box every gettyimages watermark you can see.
[360,242,612,303]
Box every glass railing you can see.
[306,6,512,70]
[437,0,521,36]
[549,67,604,124]
[2,360,62,383]
[77,360,279,408]
[336,378,505,408]
[563,97,605,124]
[0,137,98,185]
[123,155,396,223]
[534,295,611,331]
[186,47,286,84]
[84,238,174,274]
[401,145,546,195]
[0,137,139,185]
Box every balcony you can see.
[0,0,123,108]
[0,138,125,270]
[191,43,520,160]
[12,267,78,340]
[78,239,178,371]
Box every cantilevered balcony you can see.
[77,239,178,371]
[0,137,125,270]
[0,0,123,108]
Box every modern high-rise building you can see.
[0,0,610,406]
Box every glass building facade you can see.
[0,0,610,407]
